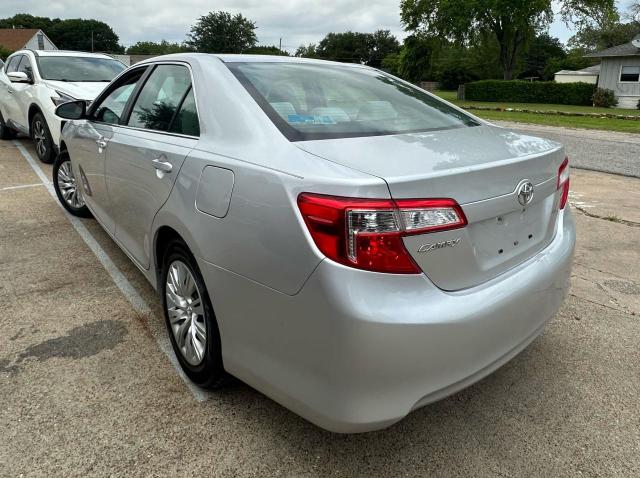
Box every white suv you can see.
[0,50,125,162]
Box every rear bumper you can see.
[200,208,576,433]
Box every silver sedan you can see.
[53,54,575,433]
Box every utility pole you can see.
[279,38,282,51]
[91,31,94,52]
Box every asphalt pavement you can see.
[495,121,640,178]
[1,138,639,477]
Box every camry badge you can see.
[417,237,462,253]
[517,180,534,206]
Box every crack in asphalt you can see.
[572,204,640,227]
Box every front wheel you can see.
[53,152,92,218]
[162,240,226,389]
[31,112,55,163]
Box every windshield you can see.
[228,62,478,141]
[38,56,126,82]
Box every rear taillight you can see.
[297,194,467,274]
[557,156,570,209]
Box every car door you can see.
[105,63,199,269]
[71,66,149,233]
[1,55,26,129]
[10,55,36,128]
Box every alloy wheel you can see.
[33,120,48,158]
[57,160,85,209]
[166,260,207,366]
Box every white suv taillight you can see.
[557,156,570,209]
[297,194,467,274]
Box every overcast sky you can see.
[0,0,635,53]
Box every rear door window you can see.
[127,64,192,132]
[168,88,200,136]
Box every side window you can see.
[17,56,33,79]
[91,68,147,125]
[169,88,200,136]
[620,66,640,83]
[5,55,22,74]
[127,65,191,132]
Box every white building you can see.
[584,36,640,109]
[554,64,600,84]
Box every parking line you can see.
[0,183,44,191]
[12,140,209,402]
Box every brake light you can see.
[557,157,570,209]
[297,194,467,274]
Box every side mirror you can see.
[7,71,31,84]
[55,100,87,120]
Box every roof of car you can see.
[30,50,116,59]
[136,52,371,69]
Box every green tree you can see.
[295,44,318,58]
[316,31,371,62]
[368,30,401,67]
[519,33,566,80]
[0,14,56,31]
[0,14,123,53]
[48,18,123,52]
[381,52,401,75]
[126,40,192,55]
[303,30,400,66]
[244,45,289,56]
[400,0,616,80]
[186,11,257,53]
[397,34,438,82]
[0,45,13,60]
[568,21,640,51]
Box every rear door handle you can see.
[152,157,173,174]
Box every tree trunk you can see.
[495,22,524,81]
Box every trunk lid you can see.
[296,124,566,290]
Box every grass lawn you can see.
[432,90,640,133]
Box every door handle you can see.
[7,88,13,95]
[96,138,108,151]
[152,158,173,173]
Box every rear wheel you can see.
[31,112,55,163]
[53,152,92,218]
[0,111,16,140]
[162,240,226,388]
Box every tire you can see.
[0,110,17,140]
[162,240,226,389]
[53,151,92,218]
[31,112,55,163]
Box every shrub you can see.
[591,88,617,108]
[464,80,596,106]
[637,98,640,110]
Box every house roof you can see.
[555,64,601,75]
[0,28,41,51]
[584,42,640,58]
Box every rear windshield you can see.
[38,56,126,82]
[227,62,478,141]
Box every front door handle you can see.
[96,138,108,152]
[152,157,173,177]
